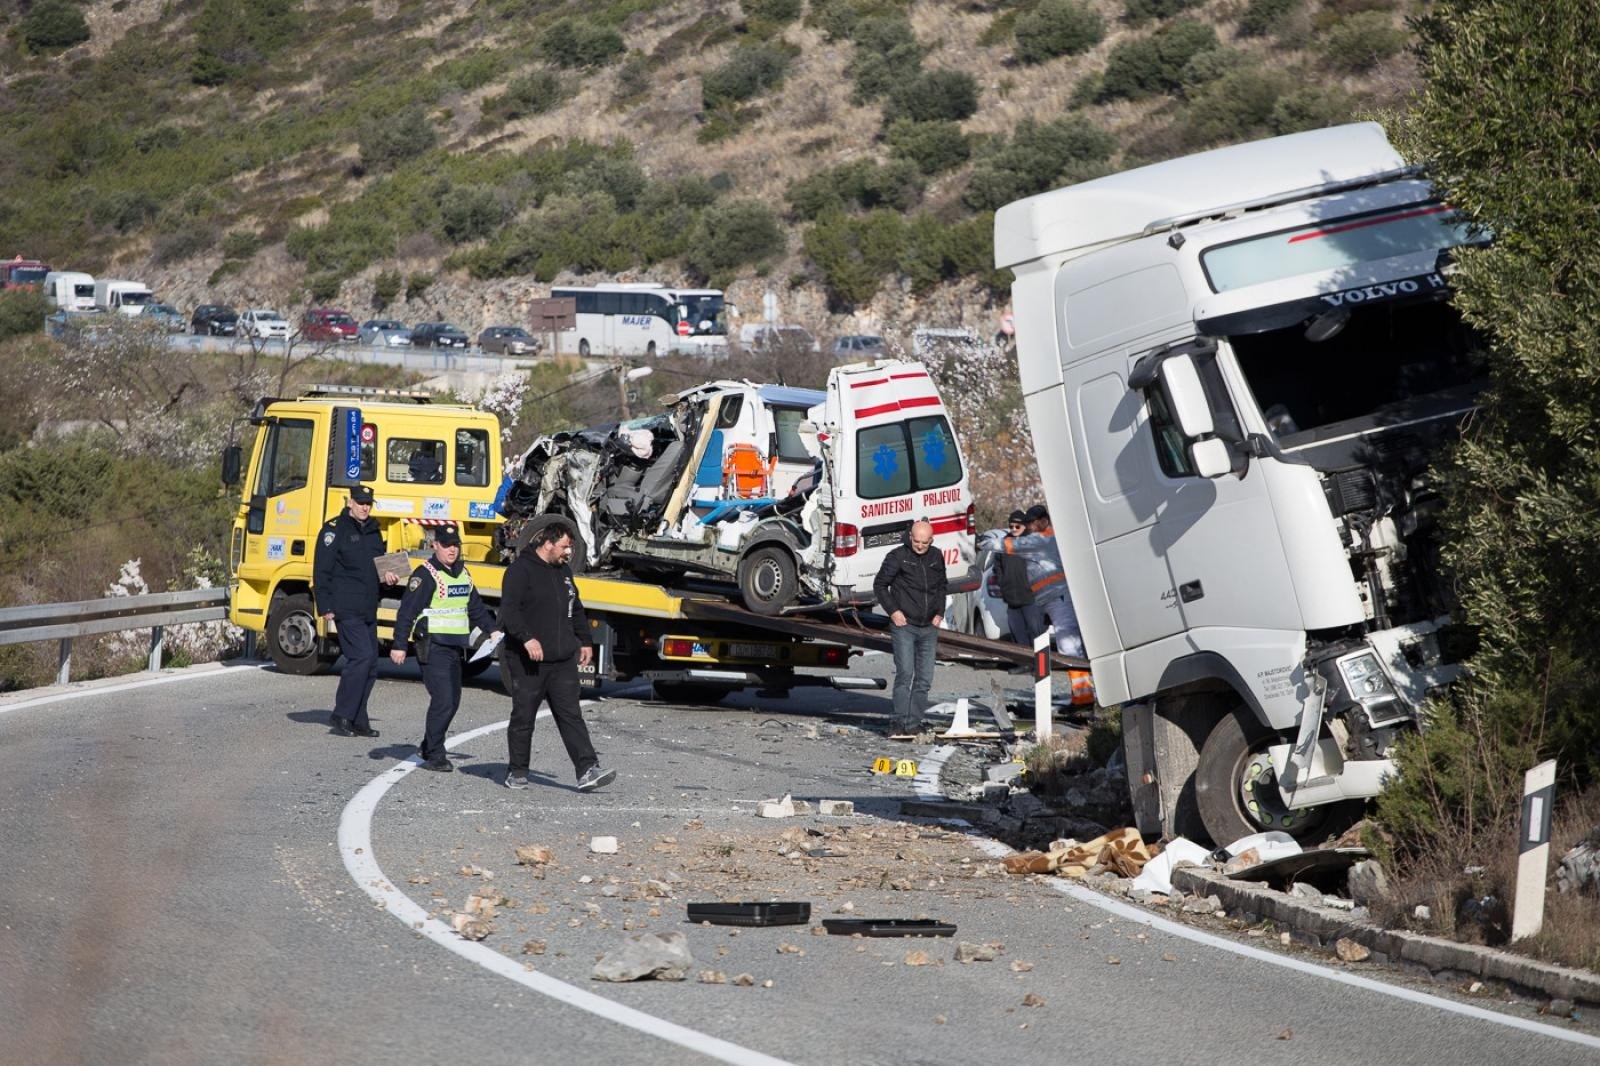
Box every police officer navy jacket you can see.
[392,556,495,649]
[312,510,385,617]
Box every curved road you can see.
[1,659,1594,1065]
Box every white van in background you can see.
[44,271,97,312]
[94,279,155,316]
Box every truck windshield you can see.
[678,294,725,335]
[1230,299,1485,441]
[121,292,154,307]
[12,268,48,285]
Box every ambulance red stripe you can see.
[854,395,942,419]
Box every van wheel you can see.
[1193,709,1362,847]
[737,545,797,616]
[578,339,591,357]
[267,592,334,675]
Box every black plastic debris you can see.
[822,919,957,937]
[686,902,811,927]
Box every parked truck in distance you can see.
[996,123,1485,847]
[95,278,156,315]
[0,257,50,290]
[44,271,97,312]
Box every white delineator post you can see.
[1512,758,1557,942]
[1034,626,1054,739]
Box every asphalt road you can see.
[1,657,1595,1065]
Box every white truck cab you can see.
[94,279,155,316]
[996,124,1483,845]
[44,271,97,312]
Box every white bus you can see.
[550,283,730,359]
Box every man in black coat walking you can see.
[313,484,398,737]
[497,520,616,792]
[872,519,948,736]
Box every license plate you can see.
[863,531,901,548]
[577,643,605,679]
[729,642,780,659]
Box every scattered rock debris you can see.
[592,932,694,982]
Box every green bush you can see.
[1100,19,1219,100]
[898,212,1010,294]
[846,15,924,102]
[307,274,342,304]
[95,189,160,233]
[742,0,803,25]
[803,209,906,309]
[786,159,923,220]
[1236,0,1302,37]
[1014,0,1104,65]
[405,273,433,301]
[885,119,971,175]
[1322,11,1408,72]
[152,227,215,265]
[702,42,794,109]
[887,68,980,123]
[439,184,507,243]
[1269,84,1355,134]
[963,114,1116,211]
[1178,68,1294,147]
[357,106,437,173]
[1178,47,1249,97]
[23,0,91,51]
[612,53,652,103]
[539,17,626,69]
[189,0,301,85]
[1122,0,1201,22]
[372,270,402,310]
[221,230,263,260]
[685,199,786,281]
[133,125,184,155]
[484,71,568,124]
[558,153,647,211]
[0,289,51,344]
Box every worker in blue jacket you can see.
[390,524,498,772]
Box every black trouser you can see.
[332,612,380,729]
[502,650,596,778]
[419,643,464,761]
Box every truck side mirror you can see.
[1157,355,1215,439]
[1189,438,1232,479]
[221,444,242,487]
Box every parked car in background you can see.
[239,308,290,340]
[301,308,359,343]
[478,325,540,355]
[139,302,188,333]
[358,318,411,347]
[831,334,886,360]
[191,304,238,336]
[43,271,96,312]
[410,322,468,349]
[739,324,820,354]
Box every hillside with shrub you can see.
[0,0,1423,331]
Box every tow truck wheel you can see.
[267,592,334,676]
[1193,710,1360,847]
[737,545,797,616]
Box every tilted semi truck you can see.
[995,123,1485,845]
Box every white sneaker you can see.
[576,766,616,791]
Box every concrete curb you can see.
[1172,866,1600,1007]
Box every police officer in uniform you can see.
[313,484,397,737]
[389,524,498,772]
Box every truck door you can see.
[237,416,320,577]
[826,361,974,601]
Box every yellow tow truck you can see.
[221,385,871,702]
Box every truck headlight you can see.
[1337,650,1409,727]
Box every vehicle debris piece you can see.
[757,794,796,819]
[819,800,855,817]
[591,932,695,982]
[1003,828,1157,879]
[822,919,956,937]
[590,836,619,855]
[1130,837,1212,896]
[686,902,811,927]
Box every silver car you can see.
[358,318,412,347]
[478,325,540,355]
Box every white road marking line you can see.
[911,745,1599,1050]
[0,660,268,715]
[339,717,796,1066]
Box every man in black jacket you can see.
[872,520,947,736]
[313,484,397,737]
[498,520,615,792]
[389,524,498,771]
[995,510,1044,646]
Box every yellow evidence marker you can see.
[872,757,894,774]
[894,759,918,777]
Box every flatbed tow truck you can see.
[221,384,1090,708]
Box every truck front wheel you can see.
[1193,710,1360,846]
[267,592,336,676]
[737,545,797,616]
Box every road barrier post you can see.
[1034,626,1053,739]
[148,625,164,672]
[57,638,72,685]
[1513,758,1557,942]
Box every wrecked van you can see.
[500,360,978,615]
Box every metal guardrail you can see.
[0,589,231,685]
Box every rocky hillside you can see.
[0,0,1422,342]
